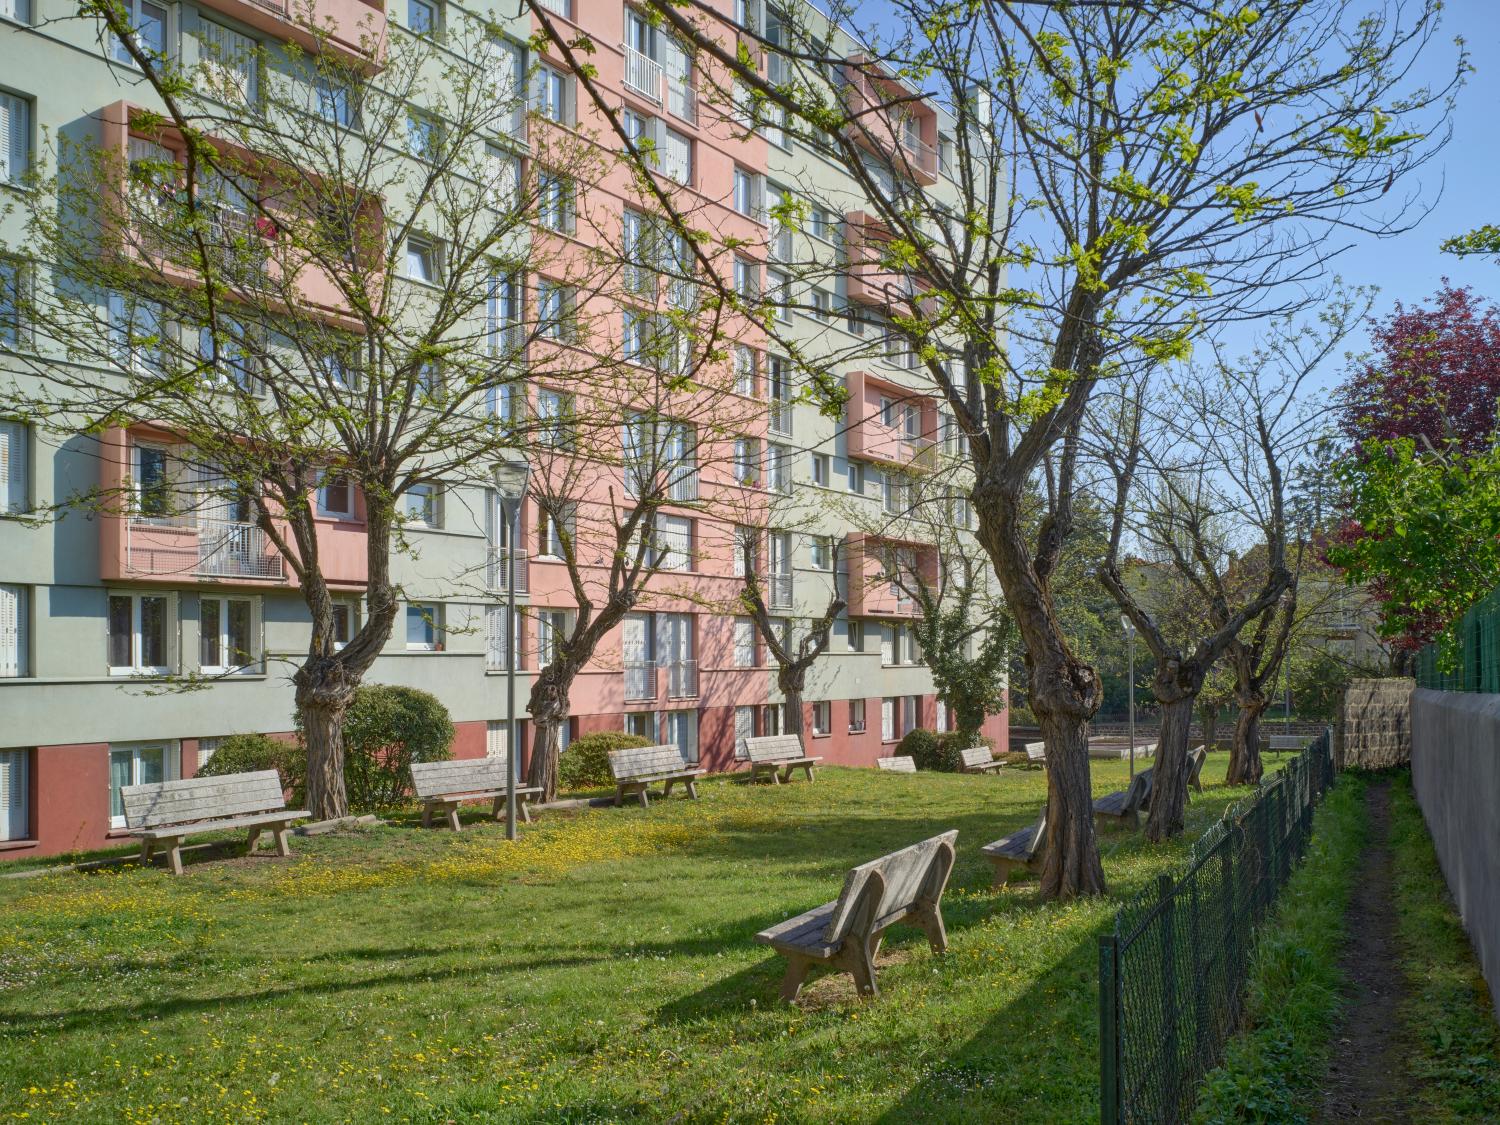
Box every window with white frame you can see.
[193,19,258,105]
[810,288,832,322]
[732,524,757,577]
[405,0,437,33]
[0,420,27,513]
[536,281,575,341]
[537,171,574,233]
[846,460,865,494]
[652,513,693,572]
[761,702,784,737]
[0,748,29,841]
[196,736,221,769]
[405,602,442,650]
[317,473,355,519]
[733,705,756,760]
[108,292,163,376]
[199,595,257,673]
[0,93,32,186]
[621,208,656,296]
[881,697,897,741]
[659,126,691,184]
[767,268,792,322]
[129,442,175,519]
[108,592,172,675]
[881,623,896,666]
[485,719,511,758]
[811,452,829,487]
[734,345,757,396]
[533,63,572,124]
[314,75,360,128]
[111,0,167,64]
[536,608,571,665]
[401,482,440,528]
[332,599,359,650]
[766,444,792,493]
[537,503,573,558]
[847,618,864,652]
[0,257,24,347]
[733,256,759,302]
[849,697,867,733]
[622,308,648,365]
[809,206,836,242]
[811,701,831,736]
[406,236,442,283]
[733,437,760,487]
[109,741,176,826]
[485,604,517,670]
[732,166,764,220]
[318,347,360,391]
[0,584,26,677]
[810,535,833,570]
[904,695,920,736]
[535,388,574,447]
[485,144,521,213]
[406,111,441,160]
[663,709,698,761]
[486,273,520,357]
[935,699,949,732]
[0,0,34,24]
[732,616,756,667]
[625,711,658,742]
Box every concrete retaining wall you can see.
[1339,678,1414,770]
[1411,688,1500,1022]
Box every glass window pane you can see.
[200,598,221,667]
[227,600,252,665]
[138,746,166,785]
[108,595,133,667]
[139,596,167,667]
[110,750,132,819]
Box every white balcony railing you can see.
[535,0,569,15]
[624,46,663,104]
[668,469,699,503]
[768,572,794,610]
[624,660,656,701]
[666,659,697,699]
[485,547,530,593]
[126,516,285,580]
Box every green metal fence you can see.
[1098,731,1336,1124]
[1414,584,1500,691]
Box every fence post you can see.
[1099,934,1121,1125]
[1159,873,1180,1122]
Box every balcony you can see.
[624,660,656,702]
[199,0,385,68]
[838,57,939,185]
[666,660,698,700]
[844,211,930,308]
[624,46,664,105]
[124,516,286,581]
[844,533,935,617]
[668,470,699,503]
[485,548,530,594]
[844,370,938,469]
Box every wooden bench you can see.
[1025,741,1047,767]
[755,830,958,1001]
[959,745,1004,774]
[981,810,1047,886]
[1187,745,1207,795]
[608,743,705,807]
[1267,735,1303,755]
[876,755,916,773]
[410,756,542,831]
[745,734,823,784]
[121,769,309,876]
[1093,767,1154,830]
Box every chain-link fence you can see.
[1414,584,1500,691]
[1098,731,1336,1124]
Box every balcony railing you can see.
[666,78,696,124]
[535,0,569,15]
[666,659,697,699]
[485,547,530,593]
[668,470,699,503]
[126,516,285,580]
[768,572,794,610]
[624,660,656,701]
[624,46,663,104]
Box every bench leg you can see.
[273,825,292,858]
[245,826,263,855]
[636,786,649,809]
[685,778,699,800]
[164,838,184,877]
[518,797,533,824]
[140,839,154,867]
[916,903,948,954]
[989,858,1013,888]
[770,768,782,785]
[803,764,816,782]
[847,940,879,998]
[491,795,505,822]
[615,785,625,808]
[779,766,792,784]
[422,802,434,829]
[778,955,814,1003]
[446,804,462,832]
[662,779,676,799]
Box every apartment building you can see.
[0,0,1006,859]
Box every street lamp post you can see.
[1126,621,1137,778]
[495,456,531,842]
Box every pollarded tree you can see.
[0,4,636,817]
[584,0,1458,897]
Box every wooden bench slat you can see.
[982,810,1047,886]
[120,770,305,875]
[131,810,311,840]
[876,756,916,773]
[608,745,703,807]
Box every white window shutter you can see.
[0,421,20,513]
[0,749,28,841]
[0,95,12,183]
[0,94,25,184]
[0,584,22,678]
[486,720,508,758]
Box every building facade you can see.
[0,0,1006,859]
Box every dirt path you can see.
[1318,779,1412,1121]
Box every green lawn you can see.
[0,759,1268,1124]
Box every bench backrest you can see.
[609,743,693,781]
[745,734,805,764]
[876,755,916,773]
[1267,735,1303,750]
[1122,767,1154,812]
[1025,741,1047,762]
[410,756,511,799]
[1187,745,1207,781]
[822,830,958,944]
[121,769,286,830]
[959,746,995,769]
[1019,809,1048,861]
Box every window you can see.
[109,741,176,827]
[131,443,173,519]
[0,421,27,513]
[733,617,756,667]
[849,698,866,734]
[660,126,692,184]
[485,719,511,758]
[485,145,521,213]
[625,711,658,742]
[880,396,897,427]
[405,603,442,650]
[319,348,360,391]
[652,513,692,571]
[1,748,30,841]
[537,504,573,557]
[846,460,865,494]
[881,624,896,666]
[767,355,793,436]
[199,595,257,673]
[197,322,258,392]
[402,482,440,528]
[406,236,441,283]
[734,345,757,397]
[732,524,757,577]
[332,600,359,650]
[108,292,163,377]
[1,93,32,183]
[0,583,26,677]
[935,699,949,733]
[904,403,922,440]
[405,0,437,33]
[317,474,354,518]
[733,437,760,487]
[732,167,764,220]
[314,76,359,129]
[809,207,836,242]
[407,112,441,160]
[486,604,517,670]
[904,695,920,736]
[812,701,831,737]
[0,0,33,23]
[733,257,759,302]
[810,289,832,322]
[810,535,832,570]
[537,171,574,233]
[663,709,698,762]
[196,737,222,769]
[194,20,258,105]
[534,64,572,124]
[0,258,24,347]
[847,619,864,653]
[881,697,897,741]
[111,0,167,64]
[734,706,756,760]
[622,208,656,296]
[536,281,575,341]
[766,444,792,493]
[767,268,792,322]
[537,608,570,664]
[108,592,172,675]
[761,702,784,737]
[811,452,829,487]
[486,273,521,356]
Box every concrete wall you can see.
[1339,677,1414,770]
[1410,688,1500,1022]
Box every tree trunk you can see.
[1227,695,1268,785]
[1035,707,1105,897]
[780,666,806,736]
[296,656,355,820]
[1200,703,1219,754]
[1144,692,1195,842]
[525,664,574,802]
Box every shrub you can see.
[339,685,454,811]
[898,729,995,771]
[196,733,305,800]
[559,731,650,791]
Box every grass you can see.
[1389,772,1500,1120]
[0,758,1268,1124]
[1193,774,1368,1123]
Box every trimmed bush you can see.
[196,733,305,800]
[559,731,650,791]
[898,729,995,772]
[340,685,454,811]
